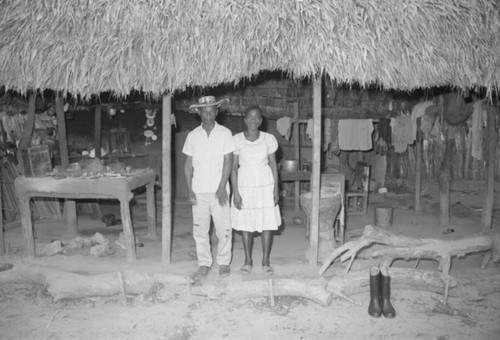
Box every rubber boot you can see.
[368,266,382,318]
[380,266,396,318]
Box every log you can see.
[327,267,500,300]
[0,264,188,302]
[224,278,332,306]
[0,264,331,305]
[319,225,500,277]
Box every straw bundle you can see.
[0,0,497,97]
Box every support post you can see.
[481,106,497,229]
[415,118,422,211]
[161,93,172,264]
[0,165,3,255]
[293,101,300,211]
[94,105,102,159]
[56,94,77,234]
[18,92,36,151]
[438,124,455,226]
[309,77,322,265]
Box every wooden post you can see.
[309,77,322,265]
[18,92,36,151]
[438,124,455,226]
[414,118,422,211]
[0,164,4,255]
[293,101,301,211]
[161,93,172,264]
[481,106,497,229]
[56,94,77,234]
[94,105,102,159]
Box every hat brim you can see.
[189,98,228,111]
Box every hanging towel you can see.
[411,101,434,141]
[305,118,314,140]
[471,101,486,160]
[338,119,374,151]
[276,116,292,141]
[391,114,413,153]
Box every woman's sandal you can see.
[262,265,274,275]
[240,264,252,275]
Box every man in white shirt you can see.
[183,96,234,278]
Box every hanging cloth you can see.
[338,119,374,151]
[378,118,392,145]
[391,114,413,153]
[276,116,292,141]
[411,101,434,142]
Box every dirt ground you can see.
[1,179,500,340]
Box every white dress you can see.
[231,132,282,232]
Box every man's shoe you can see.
[219,265,231,277]
[192,265,210,279]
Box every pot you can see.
[281,159,299,172]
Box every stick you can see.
[268,278,275,307]
[46,310,59,328]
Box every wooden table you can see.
[14,168,157,262]
[280,170,311,210]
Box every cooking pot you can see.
[281,159,299,172]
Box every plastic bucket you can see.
[374,207,394,227]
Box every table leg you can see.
[64,200,78,235]
[146,181,158,240]
[120,200,136,262]
[19,199,35,258]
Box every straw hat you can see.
[189,96,229,112]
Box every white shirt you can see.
[182,122,235,193]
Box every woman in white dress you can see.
[231,106,281,275]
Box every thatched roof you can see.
[0,0,498,97]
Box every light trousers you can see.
[192,193,232,267]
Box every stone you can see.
[91,232,108,245]
[75,235,92,248]
[42,241,63,257]
[114,232,126,250]
[89,242,114,257]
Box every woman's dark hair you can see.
[244,105,263,118]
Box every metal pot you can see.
[281,159,299,172]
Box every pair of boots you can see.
[368,266,396,318]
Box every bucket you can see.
[374,207,394,227]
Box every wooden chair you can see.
[346,163,370,216]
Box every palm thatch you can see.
[0,0,498,96]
